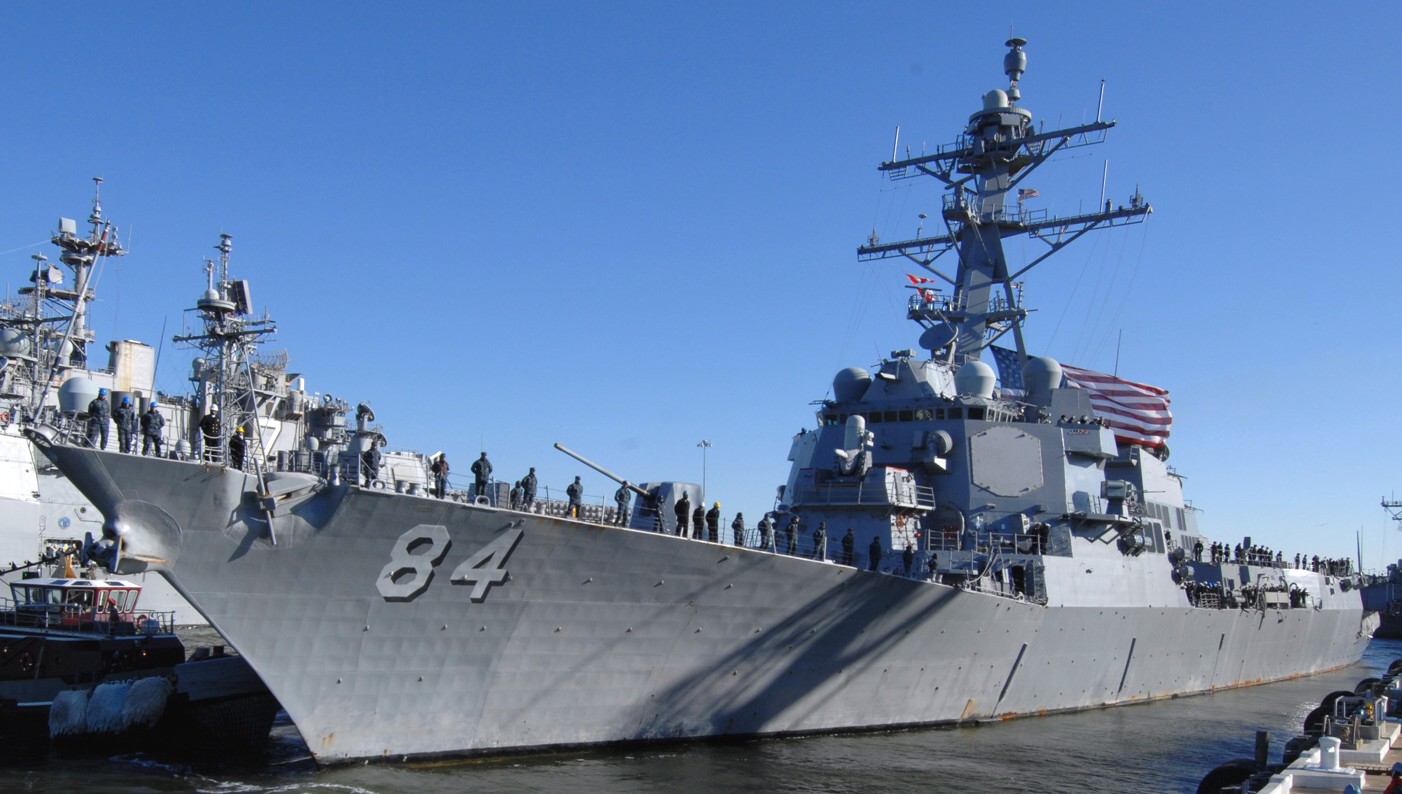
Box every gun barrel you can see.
[553,443,651,500]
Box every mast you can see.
[1,178,126,414]
[857,39,1151,367]
[172,233,276,461]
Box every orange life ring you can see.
[0,412,10,424]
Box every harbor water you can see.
[3,635,1397,793]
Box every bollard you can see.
[1318,735,1341,771]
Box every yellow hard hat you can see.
[236,427,244,434]
[714,502,720,508]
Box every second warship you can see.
[27,40,1373,763]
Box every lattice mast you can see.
[857,39,1151,367]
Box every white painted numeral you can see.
[450,528,525,602]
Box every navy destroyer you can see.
[27,40,1373,764]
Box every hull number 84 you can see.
[377,525,525,603]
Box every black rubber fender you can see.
[1196,759,1261,794]
[1304,704,1329,736]
[1320,690,1359,712]
[1356,677,1383,696]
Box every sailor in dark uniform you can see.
[675,492,690,536]
[731,513,745,547]
[140,402,165,457]
[229,427,246,470]
[758,513,774,551]
[522,468,538,510]
[869,536,882,571]
[431,454,449,498]
[785,515,800,556]
[361,442,380,487]
[705,503,721,543]
[614,482,631,525]
[87,388,111,449]
[566,476,583,518]
[472,452,492,503]
[113,396,137,453]
[199,405,221,462]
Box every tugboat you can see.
[0,570,181,737]
[24,39,1374,765]
[0,568,278,749]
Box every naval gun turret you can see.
[553,443,698,534]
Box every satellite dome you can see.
[832,367,872,402]
[0,327,29,356]
[58,376,100,414]
[982,89,1010,111]
[954,360,995,398]
[1022,356,1063,398]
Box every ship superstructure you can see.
[0,182,210,622]
[778,38,1182,605]
[26,41,1373,764]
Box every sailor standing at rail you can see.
[361,442,380,487]
[731,513,745,547]
[229,427,246,470]
[692,505,705,540]
[113,396,136,454]
[674,491,690,536]
[758,513,774,551]
[472,452,492,503]
[199,404,221,462]
[140,401,165,457]
[521,467,537,510]
[705,503,720,543]
[431,454,449,498]
[813,521,827,561]
[86,388,111,449]
[614,482,630,526]
[566,476,584,518]
[785,515,800,556]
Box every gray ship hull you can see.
[0,427,206,625]
[33,440,1373,763]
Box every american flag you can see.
[991,346,1172,448]
[1017,188,1040,202]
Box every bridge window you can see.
[899,410,913,422]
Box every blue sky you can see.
[3,2,1401,567]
